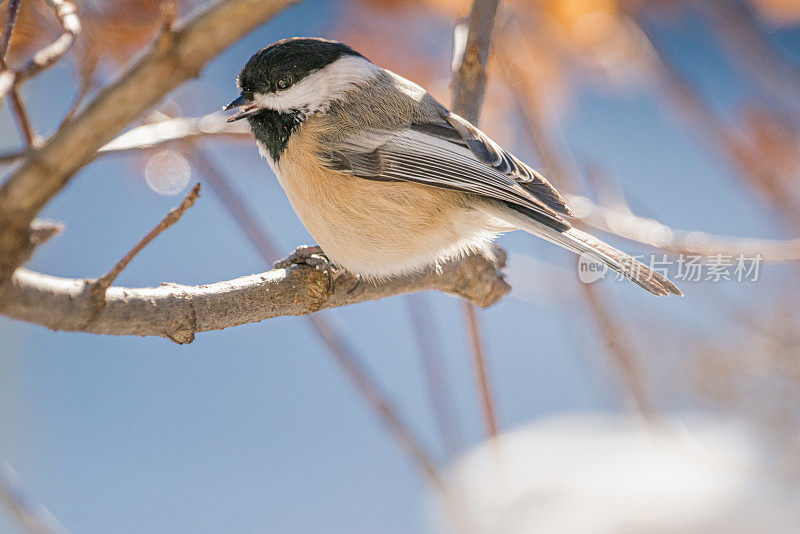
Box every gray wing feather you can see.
[323,128,571,232]
[433,111,573,216]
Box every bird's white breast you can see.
[267,122,508,279]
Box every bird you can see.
[225,37,681,296]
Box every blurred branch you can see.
[450,0,501,440]
[451,0,499,124]
[693,0,800,125]
[629,10,800,231]
[0,0,80,100]
[579,283,653,417]
[101,113,251,153]
[183,148,450,491]
[406,294,462,459]
[463,301,499,436]
[0,0,299,289]
[0,112,250,164]
[566,191,800,261]
[0,462,70,534]
[0,0,35,146]
[1,246,508,342]
[502,48,653,417]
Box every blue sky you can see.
[1,1,798,533]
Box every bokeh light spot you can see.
[145,150,191,196]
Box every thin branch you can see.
[184,147,449,491]
[501,44,654,417]
[0,113,250,164]
[406,293,462,458]
[451,0,500,124]
[629,9,800,231]
[693,0,800,126]
[28,219,63,245]
[0,0,299,287]
[463,302,499,437]
[0,0,20,54]
[579,283,653,417]
[450,0,501,440]
[93,183,201,297]
[0,462,70,534]
[565,191,800,261]
[101,113,251,153]
[0,0,80,99]
[0,0,35,146]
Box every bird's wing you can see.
[413,110,573,217]
[322,126,572,232]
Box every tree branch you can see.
[1,249,509,344]
[450,0,501,440]
[0,462,69,534]
[0,0,299,287]
[0,0,36,146]
[0,0,80,100]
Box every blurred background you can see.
[2,0,800,532]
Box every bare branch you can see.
[0,0,35,146]
[406,294,462,458]
[463,301,499,437]
[28,219,63,246]
[500,41,654,416]
[0,0,80,100]
[1,248,508,344]
[0,0,299,287]
[450,0,502,440]
[566,191,800,261]
[579,283,653,418]
[0,462,70,534]
[0,0,21,55]
[101,113,251,154]
[451,0,499,125]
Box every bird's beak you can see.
[224,94,261,122]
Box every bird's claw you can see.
[275,245,339,292]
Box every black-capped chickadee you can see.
[225,37,681,296]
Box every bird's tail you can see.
[511,214,682,296]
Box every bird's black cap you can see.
[236,37,365,97]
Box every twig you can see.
[29,219,64,245]
[92,183,201,298]
[0,462,70,534]
[580,283,653,417]
[0,113,251,164]
[0,0,80,99]
[184,147,448,491]
[0,0,20,54]
[0,0,35,146]
[564,191,800,261]
[406,293,462,458]
[463,302,499,437]
[0,0,299,289]
[501,43,654,417]
[693,0,800,127]
[630,11,800,231]
[451,0,500,124]
[450,0,502,440]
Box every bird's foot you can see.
[275,245,340,292]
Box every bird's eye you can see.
[276,75,293,91]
